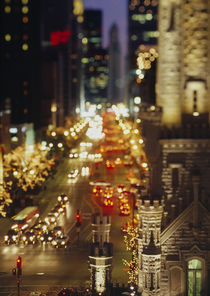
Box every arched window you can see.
[188,259,202,296]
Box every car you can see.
[92,185,103,196]
[57,193,69,206]
[68,170,79,183]
[22,229,37,245]
[104,197,114,207]
[32,221,48,235]
[51,235,69,248]
[4,229,19,245]
[40,230,55,244]
[45,213,57,225]
[53,226,64,237]
[105,160,115,169]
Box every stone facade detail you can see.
[157,0,210,127]
[89,214,113,294]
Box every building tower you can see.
[0,0,42,128]
[138,199,163,295]
[89,214,113,294]
[157,0,210,127]
[108,24,121,104]
[139,0,210,295]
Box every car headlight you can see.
[23,236,27,241]
[40,237,44,241]
[48,236,52,241]
[61,241,65,245]
[30,236,33,241]
[4,235,8,241]
[12,235,16,241]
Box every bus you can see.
[12,206,39,230]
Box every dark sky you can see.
[83,0,128,58]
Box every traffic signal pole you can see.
[16,256,22,296]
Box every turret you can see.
[137,199,163,295]
[89,214,113,294]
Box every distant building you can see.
[127,0,158,108]
[40,0,83,127]
[108,24,121,104]
[82,10,109,109]
[0,0,42,128]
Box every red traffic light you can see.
[16,256,22,268]
[12,268,16,275]
[75,210,81,223]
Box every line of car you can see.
[4,193,70,249]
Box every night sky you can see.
[83,0,128,58]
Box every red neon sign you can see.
[50,30,71,46]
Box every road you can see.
[0,130,141,295]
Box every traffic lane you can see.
[0,244,90,287]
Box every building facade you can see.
[138,0,210,295]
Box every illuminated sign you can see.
[50,30,71,46]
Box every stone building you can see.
[89,214,113,294]
[137,0,210,295]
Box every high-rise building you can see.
[0,0,42,127]
[40,0,83,127]
[108,24,121,104]
[82,10,108,109]
[128,0,158,107]
[138,1,210,295]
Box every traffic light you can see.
[16,256,22,276]
[12,268,16,276]
[75,209,81,226]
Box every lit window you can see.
[82,37,88,45]
[77,15,83,23]
[22,0,28,4]
[22,6,29,14]
[188,259,202,296]
[5,34,11,42]
[22,16,29,23]
[22,34,29,40]
[4,6,11,13]
[22,43,29,51]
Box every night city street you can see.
[0,0,210,296]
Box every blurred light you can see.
[134,106,139,113]
[64,131,69,136]
[134,96,141,104]
[57,143,63,148]
[133,145,138,150]
[134,129,139,134]
[136,118,141,123]
[49,143,53,148]
[22,6,29,14]
[193,111,199,117]
[30,170,35,175]
[51,132,56,137]
[4,6,11,13]
[22,16,29,23]
[139,139,144,144]
[22,0,28,3]
[5,34,11,42]
[9,128,18,134]
[51,103,57,112]
[22,43,29,51]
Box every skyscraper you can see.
[127,0,158,107]
[0,0,42,127]
[108,24,121,104]
[82,10,108,108]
